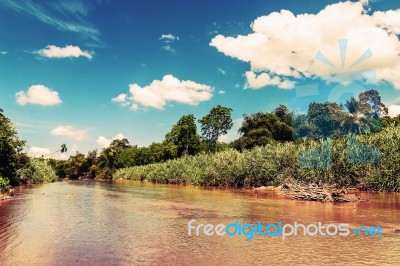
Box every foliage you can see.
[0,110,25,184]
[199,105,233,151]
[115,124,400,191]
[165,114,200,156]
[306,102,344,138]
[17,159,57,184]
[234,107,292,150]
[0,176,10,193]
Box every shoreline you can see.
[7,178,395,203]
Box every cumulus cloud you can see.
[51,125,87,141]
[16,85,62,106]
[112,93,130,106]
[113,74,213,110]
[218,90,226,95]
[245,71,295,89]
[71,144,78,153]
[28,146,51,158]
[388,105,400,117]
[210,0,400,89]
[35,45,93,59]
[0,51,7,55]
[97,133,125,149]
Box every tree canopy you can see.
[199,105,233,151]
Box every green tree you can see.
[199,105,233,151]
[64,153,88,179]
[274,104,292,125]
[342,96,363,134]
[307,102,343,138]
[234,111,292,150]
[358,89,388,119]
[165,114,200,156]
[0,109,25,184]
[357,89,388,133]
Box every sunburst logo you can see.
[293,39,381,168]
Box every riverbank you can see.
[0,193,12,200]
[0,188,14,200]
[114,125,400,192]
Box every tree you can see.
[199,105,233,151]
[60,144,67,153]
[307,102,344,138]
[234,111,292,150]
[0,109,25,184]
[165,114,200,156]
[343,96,362,134]
[64,152,88,179]
[357,89,388,133]
[45,144,68,158]
[274,104,292,125]
[358,89,388,118]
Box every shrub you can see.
[17,159,57,184]
[0,176,10,193]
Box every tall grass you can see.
[114,125,400,191]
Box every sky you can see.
[0,0,399,159]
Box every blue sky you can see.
[0,0,399,158]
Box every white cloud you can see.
[218,135,229,143]
[218,90,226,95]
[388,105,400,117]
[0,51,7,55]
[159,34,179,42]
[28,146,51,158]
[210,1,400,89]
[16,85,62,106]
[71,144,78,153]
[112,93,130,107]
[113,74,213,110]
[35,45,93,59]
[162,45,176,53]
[112,93,127,103]
[51,125,87,141]
[130,103,139,111]
[160,34,179,53]
[97,133,125,149]
[245,71,295,89]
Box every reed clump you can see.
[114,125,400,191]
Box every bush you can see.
[0,176,10,193]
[17,159,57,184]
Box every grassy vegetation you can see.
[114,124,400,191]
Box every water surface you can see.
[0,181,399,265]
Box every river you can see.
[0,181,399,265]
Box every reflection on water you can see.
[0,181,399,265]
